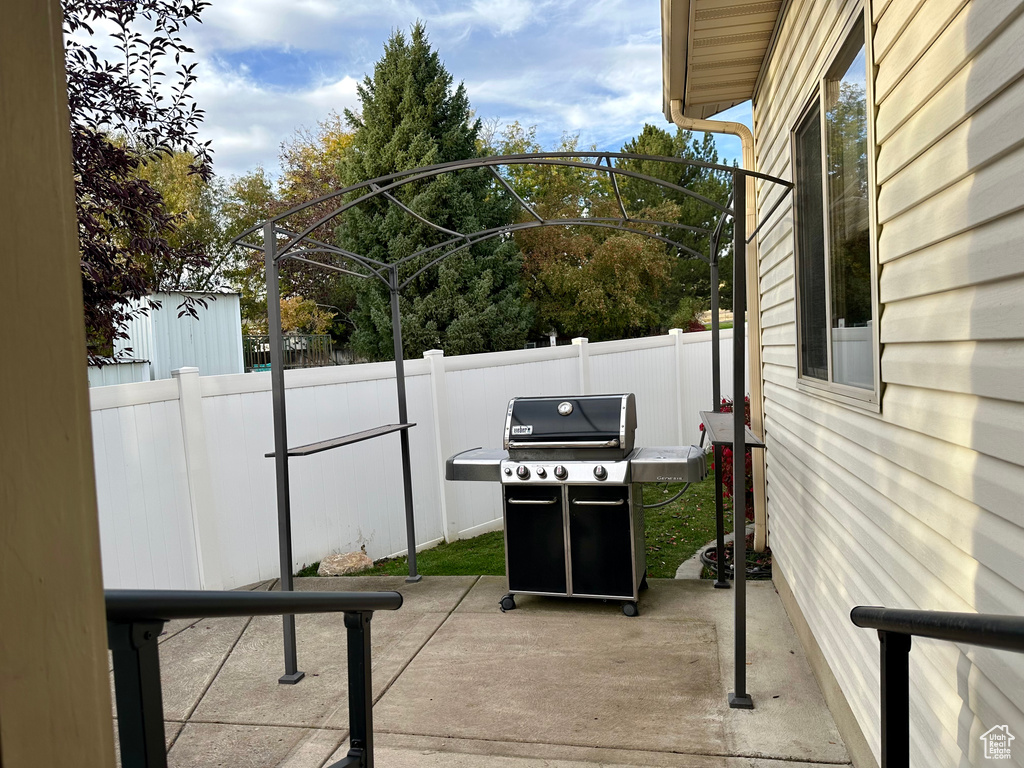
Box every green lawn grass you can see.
[642,475,733,578]
[297,473,731,579]
[296,530,506,578]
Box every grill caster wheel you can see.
[622,601,639,617]
[499,595,516,612]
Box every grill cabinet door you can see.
[503,486,566,594]
[568,486,633,598]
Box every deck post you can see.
[108,620,168,768]
[878,630,911,768]
[343,611,375,767]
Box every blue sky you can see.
[168,0,752,179]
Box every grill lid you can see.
[504,394,636,458]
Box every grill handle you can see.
[571,498,626,506]
[507,498,559,505]
[506,439,620,449]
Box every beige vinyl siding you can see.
[878,212,1024,302]
[752,0,1024,765]
[875,2,1024,177]
[881,341,1024,402]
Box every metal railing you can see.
[851,606,1024,768]
[244,334,334,372]
[107,588,403,768]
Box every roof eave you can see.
[661,0,786,122]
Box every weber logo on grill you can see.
[511,425,533,436]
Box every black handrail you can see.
[851,606,1024,768]
[107,588,403,768]
[106,588,403,621]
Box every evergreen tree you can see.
[338,23,531,359]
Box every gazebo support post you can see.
[266,222,304,684]
[709,238,729,590]
[728,170,752,709]
[389,266,421,583]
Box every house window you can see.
[793,15,877,399]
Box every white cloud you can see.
[428,0,551,36]
[191,0,419,54]
[192,66,360,178]
[191,0,554,55]
[66,0,751,179]
[463,34,665,151]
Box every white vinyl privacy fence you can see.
[90,329,745,590]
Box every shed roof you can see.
[661,0,785,119]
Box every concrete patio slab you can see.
[156,614,253,720]
[111,575,853,768]
[331,732,848,767]
[167,722,342,767]
[440,576,848,765]
[188,576,475,729]
[718,582,848,764]
[373,608,726,754]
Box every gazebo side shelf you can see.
[265,422,416,458]
[698,411,765,449]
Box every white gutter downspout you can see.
[669,99,768,553]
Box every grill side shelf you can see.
[629,446,708,483]
[265,423,415,458]
[445,448,509,482]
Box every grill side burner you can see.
[446,393,707,616]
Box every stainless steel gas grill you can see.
[447,394,707,616]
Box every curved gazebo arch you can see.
[235,152,792,686]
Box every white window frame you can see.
[791,6,882,412]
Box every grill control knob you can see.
[536,467,547,478]
[554,465,568,480]
[516,465,530,480]
[593,465,607,481]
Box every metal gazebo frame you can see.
[235,152,792,703]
